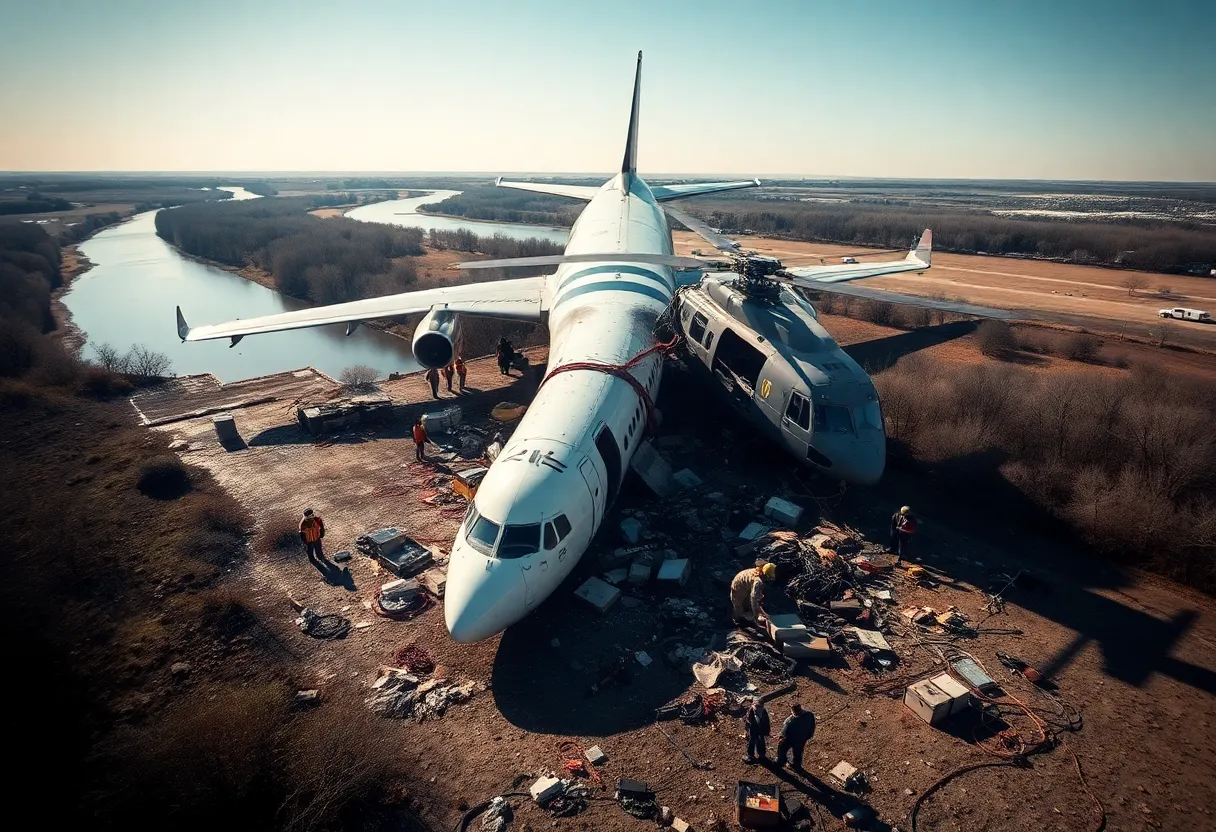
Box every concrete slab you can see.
[764,496,804,526]
[672,468,703,489]
[574,577,620,613]
[657,558,691,586]
[629,440,674,497]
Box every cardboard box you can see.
[782,637,832,660]
[929,672,972,715]
[736,780,782,829]
[766,613,811,643]
[904,679,953,725]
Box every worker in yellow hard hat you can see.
[731,562,777,627]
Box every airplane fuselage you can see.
[443,174,674,641]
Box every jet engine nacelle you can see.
[412,309,462,369]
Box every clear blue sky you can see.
[1,0,1213,180]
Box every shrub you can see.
[79,366,135,398]
[196,494,252,536]
[976,320,1016,357]
[136,455,193,499]
[184,530,246,567]
[1064,334,1102,363]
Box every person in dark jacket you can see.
[743,697,771,764]
[888,505,917,563]
[425,367,441,399]
[496,337,514,375]
[776,703,816,770]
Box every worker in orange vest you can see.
[442,361,455,393]
[425,367,441,400]
[412,417,428,461]
[299,508,330,570]
[454,356,467,392]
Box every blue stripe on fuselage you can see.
[556,264,673,294]
[553,279,671,308]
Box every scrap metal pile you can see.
[367,667,480,721]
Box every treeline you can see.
[63,211,124,243]
[155,197,427,304]
[876,345,1216,590]
[687,199,1216,274]
[423,186,582,227]
[0,222,61,344]
[427,227,563,258]
[0,192,74,215]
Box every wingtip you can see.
[494,176,503,187]
[175,305,190,341]
[753,177,761,186]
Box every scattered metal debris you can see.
[295,608,350,639]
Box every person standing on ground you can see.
[299,508,330,572]
[888,505,917,564]
[425,367,441,399]
[442,361,455,393]
[743,697,771,764]
[730,562,776,627]
[412,417,428,462]
[496,337,514,376]
[776,703,816,770]
[455,356,467,392]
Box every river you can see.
[61,187,566,383]
[346,190,570,244]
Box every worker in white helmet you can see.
[731,562,777,627]
[888,505,918,564]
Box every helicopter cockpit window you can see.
[689,312,708,343]
[785,392,810,430]
[814,403,853,434]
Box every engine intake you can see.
[412,309,462,369]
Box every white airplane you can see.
[176,53,935,642]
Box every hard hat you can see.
[760,562,777,580]
[303,508,314,516]
[900,506,911,515]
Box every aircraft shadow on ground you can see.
[491,567,691,736]
[841,319,978,373]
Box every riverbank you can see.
[51,220,131,355]
[414,204,571,233]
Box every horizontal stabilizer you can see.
[495,178,600,201]
[450,252,708,271]
[782,229,932,285]
[176,277,546,343]
[650,179,760,202]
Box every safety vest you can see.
[413,424,426,444]
[300,516,323,543]
[455,360,466,375]
[442,365,454,378]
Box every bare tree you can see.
[126,344,172,379]
[1121,274,1149,295]
[976,320,1016,357]
[1149,321,1170,348]
[92,342,129,373]
[339,364,379,392]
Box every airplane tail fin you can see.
[621,51,642,190]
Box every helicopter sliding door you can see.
[711,328,766,399]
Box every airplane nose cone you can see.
[444,545,527,643]
[840,435,886,485]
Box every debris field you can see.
[143,349,1216,832]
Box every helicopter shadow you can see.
[842,320,978,373]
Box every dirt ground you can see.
[136,328,1216,832]
[673,231,1216,352]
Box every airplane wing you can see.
[176,277,546,343]
[494,178,600,201]
[650,179,760,202]
[782,230,932,285]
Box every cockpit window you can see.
[855,400,883,432]
[553,514,572,539]
[498,523,540,558]
[814,403,854,434]
[785,391,810,430]
[467,514,501,555]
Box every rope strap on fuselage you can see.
[539,336,679,436]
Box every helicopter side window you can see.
[689,312,708,343]
[704,330,715,351]
[785,392,811,430]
